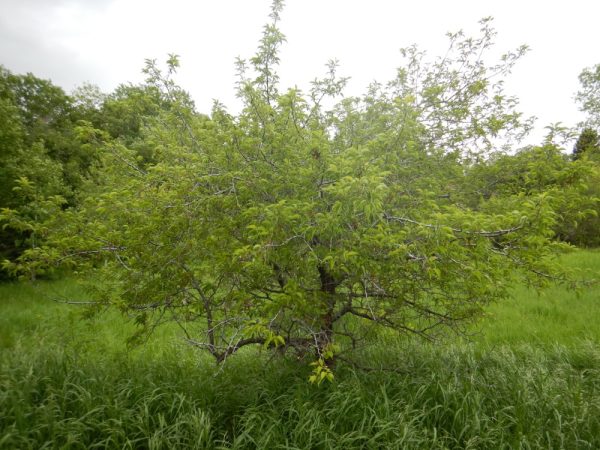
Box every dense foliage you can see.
[0,67,106,278]
[576,63,600,129]
[574,127,600,161]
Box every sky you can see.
[1,0,598,145]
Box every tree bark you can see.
[317,264,337,360]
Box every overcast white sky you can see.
[1,0,598,144]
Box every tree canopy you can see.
[576,64,600,129]
[0,67,103,277]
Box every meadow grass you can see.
[1,251,600,449]
[475,249,600,347]
[0,277,195,362]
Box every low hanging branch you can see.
[383,213,525,237]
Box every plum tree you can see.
[22,1,574,381]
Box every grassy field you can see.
[1,251,600,449]
[475,250,600,347]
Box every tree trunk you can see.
[317,264,337,361]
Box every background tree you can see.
[569,127,600,247]
[576,63,600,129]
[0,67,107,278]
[571,61,600,246]
[573,127,600,161]
[464,144,598,246]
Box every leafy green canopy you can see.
[576,64,600,129]
[0,67,108,278]
[465,144,599,247]
[21,2,574,380]
[573,128,600,161]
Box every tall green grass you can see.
[2,339,600,449]
[476,250,600,346]
[0,278,195,362]
[1,251,600,448]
